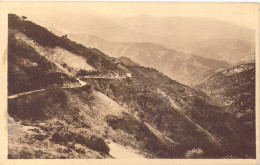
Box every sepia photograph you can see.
[0,1,259,164]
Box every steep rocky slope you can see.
[7,14,255,159]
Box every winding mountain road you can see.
[8,89,45,99]
[8,74,131,99]
[8,78,86,99]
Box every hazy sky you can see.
[4,2,259,29]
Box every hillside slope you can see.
[86,58,255,158]
[195,63,256,157]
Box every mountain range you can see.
[68,34,232,86]
[37,13,255,62]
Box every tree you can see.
[21,16,27,20]
[62,34,67,39]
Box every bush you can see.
[185,148,204,158]
[88,136,110,154]
[50,131,110,154]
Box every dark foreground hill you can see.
[7,14,255,159]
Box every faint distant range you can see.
[46,15,255,63]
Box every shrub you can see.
[50,131,110,154]
[88,136,110,154]
[185,148,204,158]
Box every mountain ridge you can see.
[69,34,231,85]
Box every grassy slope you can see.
[8,31,79,95]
